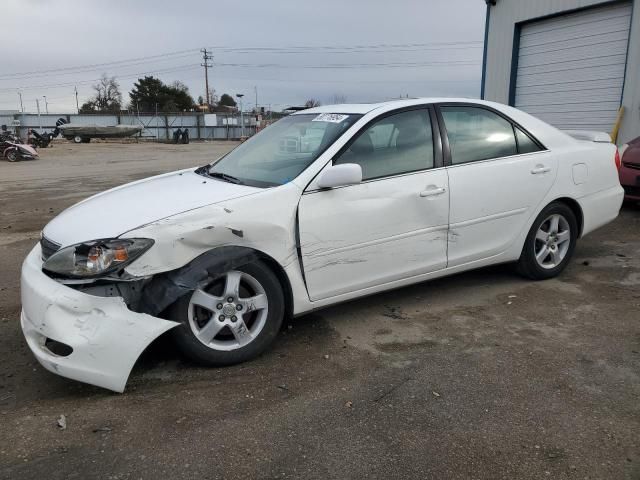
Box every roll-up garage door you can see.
[514,2,632,131]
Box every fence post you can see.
[164,115,169,141]
[196,113,202,140]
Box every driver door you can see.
[298,107,449,301]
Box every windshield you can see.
[206,113,361,187]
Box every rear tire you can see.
[517,202,578,280]
[73,135,82,144]
[170,261,284,366]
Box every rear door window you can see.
[440,106,518,164]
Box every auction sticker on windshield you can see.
[312,113,349,123]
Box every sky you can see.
[0,0,486,113]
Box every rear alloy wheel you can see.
[517,202,578,280]
[73,135,83,144]
[171,261,284,366]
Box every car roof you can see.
[293,97,575,151]
[293,98,504,115]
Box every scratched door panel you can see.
[298,169,449,301]
[446,152,558,266]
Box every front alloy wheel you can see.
[171,261,284,366]
[188,270,269,351]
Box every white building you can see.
[481,0,639,144]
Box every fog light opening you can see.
[44,338,73,357]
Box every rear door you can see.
[437,104,558,266]
[298,107,449,301]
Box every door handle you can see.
[419,186,446,197]
[531,165,551,175]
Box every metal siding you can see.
[514,2,632,131]
[618,0,640,143]
[484,0,640,143]
[483,0,612,104]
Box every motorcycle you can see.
[29,129,55,148]
[1,137,39,162]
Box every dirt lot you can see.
[0,142,638,479]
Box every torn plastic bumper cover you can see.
[20,245,178,392]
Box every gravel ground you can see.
[0,142,638,480]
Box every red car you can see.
[620,136,640,201]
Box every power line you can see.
[0,48,200,80]
[0,64,201,92]
[207,40,483,53]
[0,52,199,82]
[0,42,482,80]
[0,59,479,94]
[213,60,480,69]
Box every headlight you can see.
[43,238,154,278]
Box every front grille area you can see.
[623,161,640,170]
[623,185,640,198]
[40,236,61,261]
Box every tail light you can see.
[614,148,621,170]
[619,143,629,161]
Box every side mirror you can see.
[316,163,362,189]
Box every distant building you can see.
[481,0,639,144]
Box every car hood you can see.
[43,168,261,247]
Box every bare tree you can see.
[331,94,348,104]
[91,74,122,112]
[171,80,190,93]
[208,88,218,105]
[304,98,321,108]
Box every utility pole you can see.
[201,48,213,107]
[236,93,244,138]
[17,91,23,113]
[254,86,258,112]
[35,99,42,132]
[43,96,48,114]
[74,86,79,114]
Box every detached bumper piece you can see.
[20,245,178,392]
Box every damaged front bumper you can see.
[20,245,179,392]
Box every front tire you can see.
[517,202,578,280]
[73,135,83,144]
[6,150,18,162]
[170,261,284,366]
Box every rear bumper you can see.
[578,185,624,236]
[20,245,178,392]
[619,163,640,201]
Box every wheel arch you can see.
[138,245,294,320]
[550,197,584,237]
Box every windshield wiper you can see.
[208,171,244,185]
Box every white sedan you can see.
[21,98,624,392]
